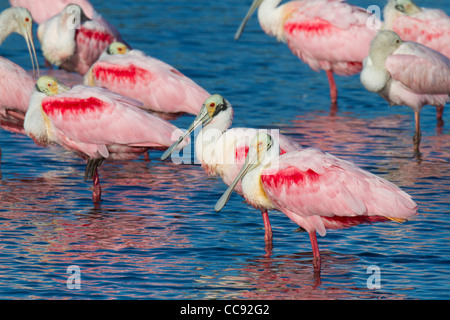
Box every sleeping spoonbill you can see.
[161,94,301,248]
[24,76,185,203]
[234,0,379,107]
[84,42,210,116]
[383,0,449,59]
[360,30,450,152]
[0,7,39,135]
[37,4,123,75]
[215,132,418,272]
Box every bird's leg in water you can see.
[262,211,273,253]
[436,105,444,128]
[326,70,338,106]
[309,231,321,276]
[92,168,102,203]
[413,111,421,153]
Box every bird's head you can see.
[160,94,231,161]
[214,132,276,213]
[392,0,421,15]
[106,42,130,55]
[0,7,39,78]
[35,76,71,96]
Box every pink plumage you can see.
[9,0,95,24]
[38,86,182,159]
[235,0,379,105]
[0,58,35,135]
[283,0,376,76]
[383,1,450,58]
[85,49,210,115]
[216,133,417,272]
[360,30,449,150]
[261,148,417,237]
[25,78,185,203]
[37,4,124,75]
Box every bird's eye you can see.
[209,103,215,108]
[47,83,52,87]
[396,39,400,44]
[24,17,30,22]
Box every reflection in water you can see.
[0,0,448,300]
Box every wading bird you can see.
[215,132,418,273]
[0,7,39,135]
[37,4,123,75]
[84,42,210,116]
[234,0,378,107]
[383,0,450,126]
[24,76,185,203]
[383,0,450,58]
[161,94,301,248]
[360,30,450,152]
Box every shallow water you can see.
[0,0,449,300]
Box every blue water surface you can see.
[0,0,448,300]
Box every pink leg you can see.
[309,231,321,272]
[326,70,338,105]
[261,211,273,252]
[413,111,421,153]
[92,169,102,203]
[436,105,444,128]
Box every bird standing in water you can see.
[234,0,378,108]
[24,76,186,203]
[161,94,301,249]
[360,30,450,153]
[216,132,418,273]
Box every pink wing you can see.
[9,0,95,24]
[392,10,450,58]
[61,17,119,75]
[90,50,209,114]
[0,58,36,134]
[283,0,377,75]
[260,148,417,227]
[41,86,182,158]
[386,42,450,95]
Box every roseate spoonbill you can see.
[161,94,301,247]
[215,132,418,272]
[383,0,450,58]
[383,0,450,126]
[360,30,450,152]
[84,42,210,116]
[234,0,379,106]
[9,0,95,24]
[37,4,123,75]
[24,76,185,203]
[0,7,39,135]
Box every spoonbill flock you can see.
[1,0,449,273]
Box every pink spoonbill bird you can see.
[24,76,186,203]
[215,132,418,272]
[383,0,450,126]
[360,30,450,152]
[161,94,301,248]
[0,7,39,135]
[9,0,95,25]
[234,0,379,107]
[84,42,210,116]
[383,0,450,59]
[37,4,124,75]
